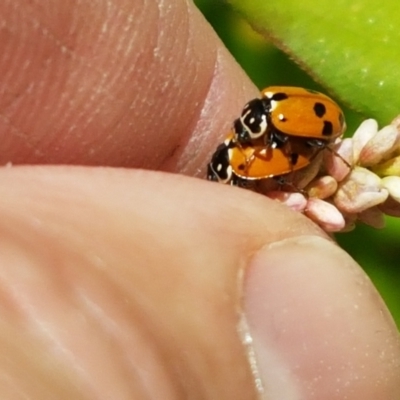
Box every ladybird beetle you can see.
[234,86,346,148]
[207,132,318,186]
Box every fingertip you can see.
[243,236,400,400]
[3,167,397,399]
[0,0,258,169]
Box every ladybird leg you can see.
[325,145,351,168]
[241,147,260,176]
[267,130,288,148]
[306,139,325,150]
[243,145,274,169]
[273,173,307,195]
[279,139,299,170]
[306,139,351,168]
[274,175,288,187]
[236,176,256,189]
[299,139,328,166]
[272,174,298,192]
[271,150,307,194]
[230,143,256,177]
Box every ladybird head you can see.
[238,98,268,141]
[207,141,234,184]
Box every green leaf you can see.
[227,0,400,124]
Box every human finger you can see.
[0,167,398,399]
[0,0,257,172]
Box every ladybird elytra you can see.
[229,134,317,180]
[260,86,346,141]
[207,131,318,185]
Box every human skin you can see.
[0,1,399,399]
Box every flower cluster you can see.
[264,117,400,232]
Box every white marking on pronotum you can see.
[269,100,278,111]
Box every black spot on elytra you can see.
[272,92,289,101]
[313,102,326,118]
[322,121,333,136]
[238,163,245,171]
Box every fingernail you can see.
[241,235,390,399]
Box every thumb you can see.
[1,167,399,399]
